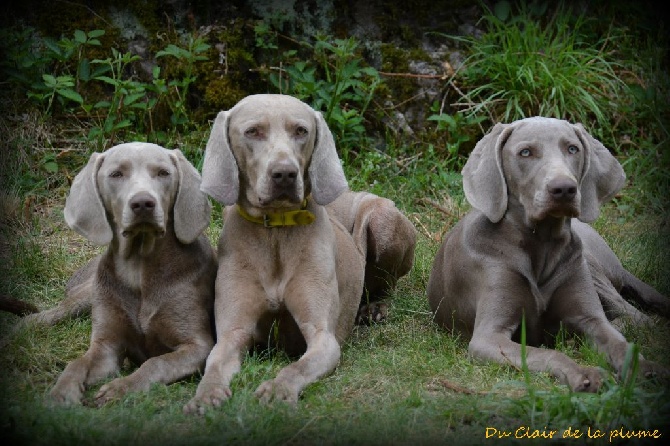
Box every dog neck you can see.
[236,199,316,228]
[529,216,572,240]
[501,203,580,284]
[505,201,572,242]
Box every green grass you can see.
[1,1,668,442]
[1,173,668,445]
[446,1,626,133]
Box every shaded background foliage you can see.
[0,0,669,293]
[1,0,668,211]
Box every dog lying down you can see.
[184,94,416,412]
[427,117,668,392]
[48,143,218,407]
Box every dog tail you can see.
[0,294,39,316]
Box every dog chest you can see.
[113,255,143,291]
[220,217,338,312]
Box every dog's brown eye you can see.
[567,145,579,154]
[158,169,170,177]
[519,148,532,157]
[110,170,123,178]
[245,127,259,137]
[295,126,308,137]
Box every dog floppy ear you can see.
[572,123,625,223]
[200,110,239,205]
[171,149,212,244]
[308,111,348,205]
[64,152,113,245]
[462,123,511,223]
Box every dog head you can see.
[64,143,211,245]
[462,117,625,224]
[200,94,348,211]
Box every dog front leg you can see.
[255,325,340,405]
[49,341,122,406]
[255,286,341,405]
[553,277,669,382]
[469,331,604,392]
[183,282,263,415]
[94,340,213,407]
[183,328,252,414]
[470,290,604,392]
[569,314,669,381]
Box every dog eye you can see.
[158,169,170,177]
[567,145,580,154]
[519,148,532,157]
[295,126,308,137]
[109,170,123,178]
[244,127,259,137]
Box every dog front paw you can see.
[254,379,298,406]
[569,367,604,393]
[93,377,131,407]
[49,381,85,407]
[637,360,670,380]
[183,383,232,415]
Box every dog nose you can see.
[270,162,298,187]
[547,178,577,201]
[130,193,156,215]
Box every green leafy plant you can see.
[156,34,211,127]
[0,27,49,89]
[28,74,82,116]
[88,49,145,145]
[612,39,670,215]
[253,21,279,50]
[10,29,107,116]
[1,27,214,146]
[269,35,381,155]
[426,102,486,170]
[47,29,106,84]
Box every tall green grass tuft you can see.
[447,0,625,137]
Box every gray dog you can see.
[427,117,668,392]
[49,143,217,406]
[184,95,416,412]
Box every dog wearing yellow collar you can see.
[236,199,315,227]
[186,94,375,412]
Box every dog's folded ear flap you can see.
[200,110,239,205]
[573,123,626,223]
[462,123,511,223]
[309,111,348,205]
[64,152,113,245]
[171,150,212,244]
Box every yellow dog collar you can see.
[237,200,316,227]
